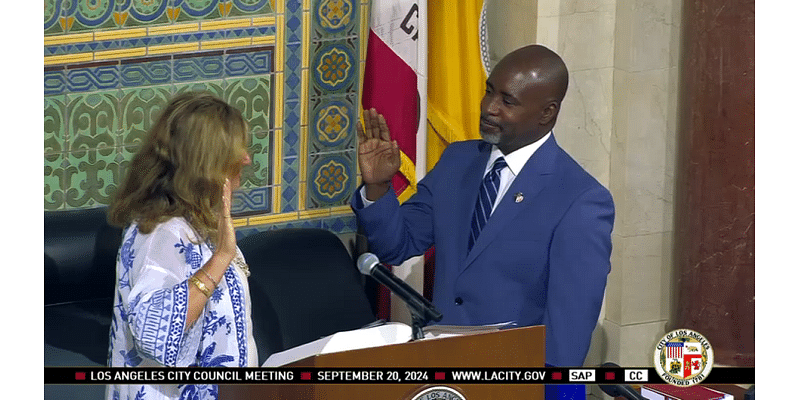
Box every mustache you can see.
[479,116,500,128]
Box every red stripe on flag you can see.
[362,29,419,197]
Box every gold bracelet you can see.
[199,268,219,287]
[189,275,212,298]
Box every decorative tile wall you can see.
[44,0,365,237]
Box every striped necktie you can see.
[468,157,507,252]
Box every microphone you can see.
[357,253,443,325]
[598,363,647,400]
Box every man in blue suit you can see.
[352,45,614,368]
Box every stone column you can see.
[673,0,755,366]
[601,0,684,370]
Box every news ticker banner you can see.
[45,367,753,385]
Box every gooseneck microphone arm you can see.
[357,253,443,339]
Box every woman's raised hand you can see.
[216,178,237,263]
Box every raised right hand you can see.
[357,108,400,187]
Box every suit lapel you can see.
[462,135,561,269]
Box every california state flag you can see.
[362,0,422,203]
[362,0,424,321]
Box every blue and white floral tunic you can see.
[106,217,257,400]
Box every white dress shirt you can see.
[484,131,551,214]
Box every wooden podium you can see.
[220,325,545,399]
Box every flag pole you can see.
[415,0,428,182]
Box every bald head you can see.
[495,44,569,104]
[479,45,570,154]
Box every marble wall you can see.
[484,0,537,68]
[605,0,683,370]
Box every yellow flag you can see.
[426,0,487,172]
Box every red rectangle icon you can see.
[551,372,562,380]
[434,372,446,380]
[75,372,86,380]
[300,372,312,380]
[605,372,615,380]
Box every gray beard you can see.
[480,131,501,145]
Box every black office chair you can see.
[44,207,121,367]
[45,207,121,400]
[238,228,377,365]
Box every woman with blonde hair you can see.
[106,92,256,400]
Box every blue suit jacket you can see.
[352,135,614,366]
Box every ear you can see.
[539,102,559,125]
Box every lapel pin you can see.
[514,192,524,203]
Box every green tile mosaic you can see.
[229,0,274,17]
[306,149,355,208]
[174,0,224,22]
[120,85,173,147]
[231,186,271,216]
[175,80,226,99]
[313,0,358,40]
[309,94,357,154]
[66,91,120,152]
[119,1,172,27]
[44,0,360,232]
[241,129,272,188]
[44,154,67,211]
[224,76,272,133]
[115,147,138,169]
[45,96,67,156]
[309,36,358,98]
[64,147,121,209]
[175,52,225,82]
[44,0,63,36]
[64,0,118,32]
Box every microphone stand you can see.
[356,253,442,339]
[408,305,427,341]
[405,293,442,341]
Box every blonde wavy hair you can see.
[108,92,250,241]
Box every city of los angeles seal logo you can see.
[653,329,714,386]
[410,386,467,400]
